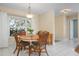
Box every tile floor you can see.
[0,37,78,56]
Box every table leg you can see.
[29,46,31,56]
[29,41,32,56]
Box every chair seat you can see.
[32,41,39,46]
[20,40,30,46]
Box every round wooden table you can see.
[18,35,39,56]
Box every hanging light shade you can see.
[26,13,33,18]
[26,3,33,19]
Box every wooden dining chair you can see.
[32,31,49,56]
[18,31,26,36]
[13,34,30,56]
[13,34,21,56]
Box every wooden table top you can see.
[18,35,39,42]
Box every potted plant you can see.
[27,27,33,35]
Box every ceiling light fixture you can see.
[26,3,33,19]
[60,9,72,14]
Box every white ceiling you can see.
[0,3,79,15]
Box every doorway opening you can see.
[69,19,78,47]
[70,19,78,39]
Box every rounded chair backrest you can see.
[38,31,49,45]
[19,32,26,36]
[43,31,49,40]
[14,34,20,46]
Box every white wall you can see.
[55,15,67,40]
[78,13,79,43]
[0,12,9,47]
[31,15,40,34]
[39,10,55,43]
